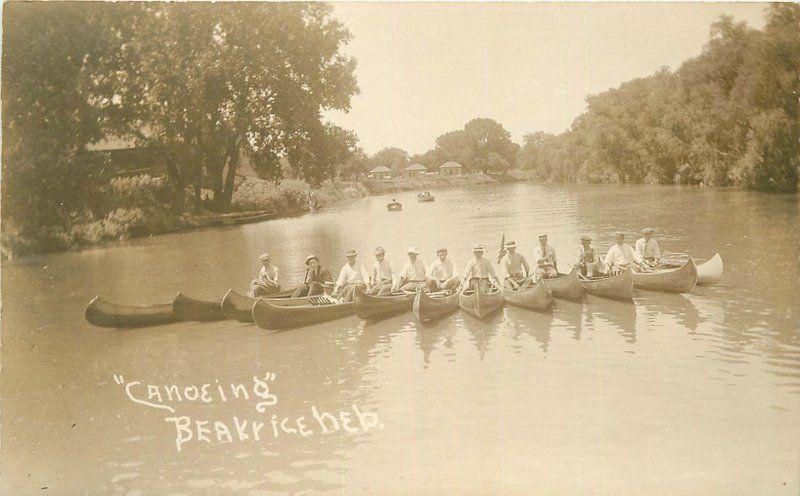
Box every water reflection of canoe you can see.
[542,267,583,301]
[459,284,504,320]
[413,289,460,323]
[580,269,634,302]
[696,253,724,285]
[221,288,309,322]
[172,293,227,322]
[633,259,697,293]
[503,280,553,311]
[387,201,402,211]
[353,289,415,321]
[252,297,354,330]
[85,297,175,328]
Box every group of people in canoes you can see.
[249,228,664,302]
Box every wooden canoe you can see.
[459,284,504,320]
[503,280,553,311]
[580,269,634,302]
[172,292,227,322]
[696,253,724,285]
[413,289,460,323]
[633,258,697,293]
[353,289,415,321]
[387,202,402,211]
[542,267,583,301]
[252,296,354,330]
[221,288,322,322]
[85,297,175,328]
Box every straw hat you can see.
[258,253,270,262]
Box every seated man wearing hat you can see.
[397,247,428,292]
[577,236,604,278]
[635,228,662,264]
[333,250,369,303]
[291,255,333,298]
[427,247,460,292]
[368,247,395,295]
[533,234,558,279]
[604,232,647,274]
[502,240,530,289]
[249,253,280,297]
[463,244,500,292]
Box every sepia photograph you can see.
[1,1,799,494]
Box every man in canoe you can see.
[291,255,333,298]
[502,240,530,289]
[249,253,281,297]
[368,247,395,295]
[397,247,428,292]
[463,244,500,292]
[577,235,604,278]
[427,247,460,291]
[635,227,662,264]
[533,234,558,279]
[333,250,369,303]
[604,232,648,274]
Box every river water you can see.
[2,182,799,495]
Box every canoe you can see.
[580,269,634,302]
[633,258,697,293]
[353,289,415,321]
[542,267,583,301]
[172,292,227,322]
[221,287,321,322]
[459,284,504,320]
[85,297,175,328]
[387,202,402,211]
[696,253,724,285]
[413,289,460,323]
[252,296,354,330]
[503,280,553,311]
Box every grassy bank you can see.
[3,173,509,258]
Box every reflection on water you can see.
[2,183,799,495]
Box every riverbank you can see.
[1,172,511,258]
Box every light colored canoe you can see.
[542,267,583,301]
[696,253,724,285]
[221,288,324,322]
[413,289,460,323]
[252,297,353,330]
[633,258,697,293]
[580,269,634,302]
[172,292,227,322]
[459,284,504,320]
[85,297,175,328]
[503,280,553,311]
[353,289,415,321]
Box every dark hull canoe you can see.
[633,258,697,293]
[172,293,226,322]
[353,289,415,321]
[696,253,723,285]
[580,269,634,302]
[221,288,314,322]
[542,267,583,301]
[503,280,553,311]
[459,285,504,320]
[85,297,175,328]
[413,290,460,323]
[252,297,354,330]
[387,202,402,211]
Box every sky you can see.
[324,2,767,155]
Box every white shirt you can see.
[400,258,427,282]
[635,238,662,259]
[335,263,368,290]
[604,243,643,268]
[258,265,278,285]
[371,259,395,285]
[533,244,557,268]
[429,258,457,281]
[463,257,498,280]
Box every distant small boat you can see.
[417,192,435,202]
[387,201,402,211]
[696,253,723,285]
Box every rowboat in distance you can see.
[696,253,724,285]
[542,267,583,301]
[413,289,460,324]
[633,258,697,293]
[172,292,227,322]
[417,192,435,202]
[580,269,634,302]
[252,296,354,330]
[353,289,415,321]
[387,201,402,211]
[503,280,553,311]
[459,284,504,320]
[85,297,175,328]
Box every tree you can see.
[369,147,409,172]
[464,118,519,169]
